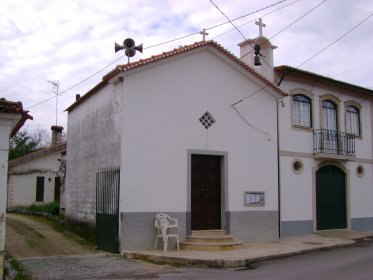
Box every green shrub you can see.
[8,202,60,216]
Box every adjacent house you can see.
[0,98,32,279]
[7,126,66,207]
[63,30,373,253]
[275,65,373,236]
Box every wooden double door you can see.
[191,155,222,230]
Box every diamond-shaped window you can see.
[199,111,216,129]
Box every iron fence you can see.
[313,129,355,156]
[96,166,120,215]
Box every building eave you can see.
[275,65,373,96]
[66,41,287,113]
[8,142,67,168]
[0,98,33,137]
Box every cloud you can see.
[0,0,372,133]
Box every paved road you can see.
[155,239,373,280]
[17,254,177,280]
[6,214,373,279]
[5,214,176,279]
[17,239,373,280]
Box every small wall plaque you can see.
[244,191,265,206]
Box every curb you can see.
[123,241,356,268]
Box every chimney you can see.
[51,126,63,145]
[238,37,277,82]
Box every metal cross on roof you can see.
[255,18,266,36]
[200,29,209,41]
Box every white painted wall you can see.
[65,81,122,224]
[347,161,373,218]
[120,48,280,213]
[8,152,62,206]
[0,112,22,279]
[239,37,277,82]
[278,76,373,225]
[280,157,314,221]
[279,79,372,156]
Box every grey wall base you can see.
[119,212,187,251]
[280,220,313,237]
[226,211,278,242]
[351,217,373,231]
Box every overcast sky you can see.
[1,0,372,133]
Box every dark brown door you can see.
[191,155,221,230]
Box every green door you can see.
[96,167,120,253]
[316,165,347,230]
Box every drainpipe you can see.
[276,72,286,238]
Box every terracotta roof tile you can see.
[67,41,286,112]
[275,65,373,95]
[0,98,33,136]
[104,41,286,96]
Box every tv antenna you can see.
[115,38,143,63]
[48,80,60,126]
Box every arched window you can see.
[346,106,360,135]
[322,100,337,131]
[292,94,311,127]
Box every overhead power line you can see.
[241,0,327,59]
[298,13,373,67]
[25,0,289,110]
[212,0,301,40]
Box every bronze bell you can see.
[254,55,261,66]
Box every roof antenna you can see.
[48,80,60,126]
[115,38,143,64]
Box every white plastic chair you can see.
[154,213,180,251]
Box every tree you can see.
[8,129,50,160]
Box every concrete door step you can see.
[185,235,236,243]
[179,241,244,251]
[191,230,226,237]
[181,230,244,251]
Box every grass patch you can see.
[25,215,94,249]
[3,265,9,278]
[9,259,31,280]
[8,202,60,216]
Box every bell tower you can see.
[238,18,277,82]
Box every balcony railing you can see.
[313,129,355,157]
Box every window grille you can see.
[199,111,216,129]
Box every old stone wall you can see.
[64,81,122,231]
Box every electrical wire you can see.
[212,0,301,40]
[208,0,276,137]
[297,13,373,67]
[240,0,327,59]
[205,0,288,32]
[26,55,125,109]
[232,0,328,106]
[233,11,372,107]
[209,0,275,70]
[232,104,272,139]
[25,0,290,110]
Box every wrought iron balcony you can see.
[313,129,355,158]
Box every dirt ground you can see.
[5,213,96,258]
[4,214,179,280]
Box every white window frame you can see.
[292,95,311,128]
[346,106,360,136]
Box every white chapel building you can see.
[63,20,373,253]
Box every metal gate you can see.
[96,166,120,253]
